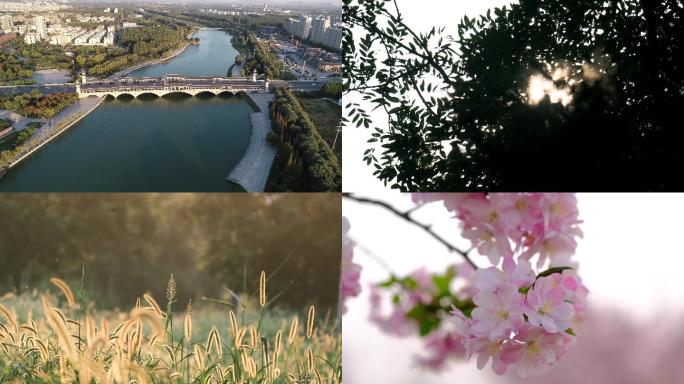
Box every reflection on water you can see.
[0,94,253,192]
[129,29,239,78]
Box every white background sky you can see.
[343,0,518,192]
[342,193,684,383]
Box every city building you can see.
[286,15,312,40]
[318,61,342,72]
[322,26,342,51]
[35,16,47,40]
[309,16,330,45]
[0,15,13,32]
[24,32,38,44]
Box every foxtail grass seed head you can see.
[229,310,238,338]
[166,274,176,303]
[0,277,341,384]
[288,316,299,344]
[274,329,282,361]
[184,299,193,342]
[259,271,267,307]
[143,293,163,319]
[50,278,76,308]
[306,305,315,339]
[250,325,258,349]
[306,347,314,372]
[314,367,323,384]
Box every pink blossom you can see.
[408,267,436,304]
[489,193,543,232]
[341,217,362,313]
[539,193,581,232]
[523,233,578,267]
[523,276,574,333]
[501,324,573,377]
[462,225,513,264]
[474,259,535,293]
[368,286,417,336]
[416,328,467,370]
[466,335,509,375]
[471,283,524,341]
[550,271,589,317]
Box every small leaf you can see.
[565,328,576,336]
[536,266,573,279]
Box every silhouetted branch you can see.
[343,193,478,269]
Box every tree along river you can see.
[0,29,252,191]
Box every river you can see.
[0,29,252,191]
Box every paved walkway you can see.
[8,96,104,168]
[0,109,44,133]
[33,96,103,141]
[226,93,277,192]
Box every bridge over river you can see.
[76,74,268,98]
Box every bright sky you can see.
[342,0,518,192]
[342,193,684,383]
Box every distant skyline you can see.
[66,0,341,7]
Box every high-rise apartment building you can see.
[35,16,47,40]
[309,16,330,44]
[287,15,312,40]
[322,27,342,51]
[0,15,13,32]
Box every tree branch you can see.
[343,193,478,269]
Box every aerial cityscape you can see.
[0,0,342,191]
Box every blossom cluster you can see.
[412,193,583,268]
[341,217,362,313]
[369,193,588,377]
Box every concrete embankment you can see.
[226,93,277,192]
[8,96,104,169]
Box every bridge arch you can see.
[135,92,161,99]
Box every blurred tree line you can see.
[0,194,341,311]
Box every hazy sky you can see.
[76,0,340,5]
[343,193,684,383]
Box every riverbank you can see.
[226,93,276,192]
[6,96,104,170]
[107,42,193,80]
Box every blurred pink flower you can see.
[341,217,362,314]
[523,276,574,333]
[368,285,417,336]
[416,328,467,370]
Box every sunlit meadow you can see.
[0,272,341,384]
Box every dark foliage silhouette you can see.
[344,0,683,190]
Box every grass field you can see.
[0,273,341,383]
[296,97,341,159]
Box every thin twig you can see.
[343,193,478,269]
